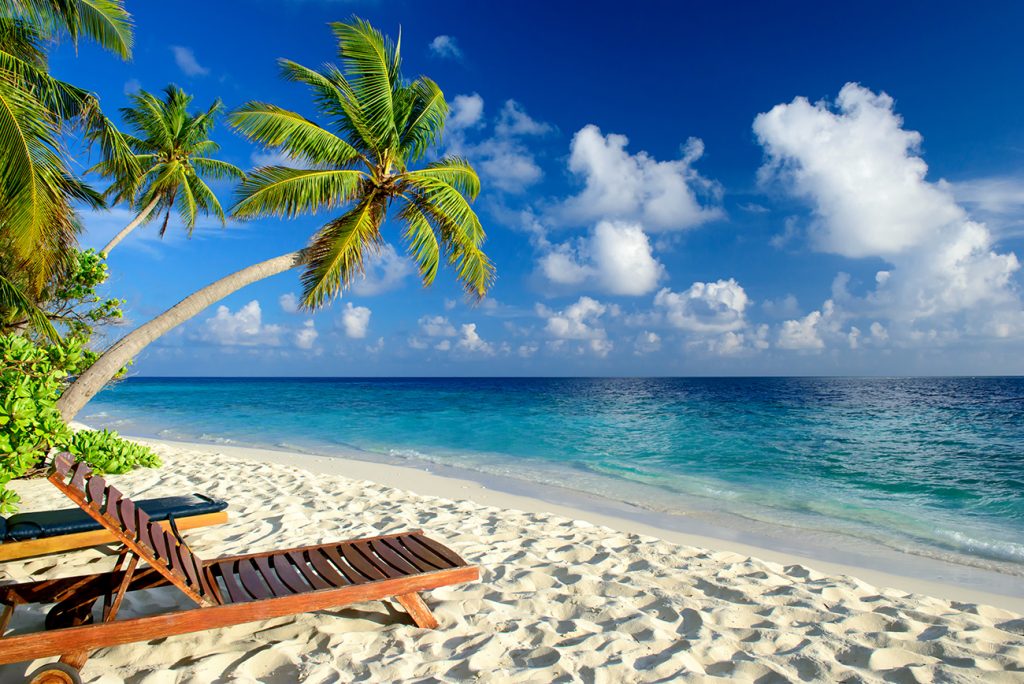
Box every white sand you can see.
[3,437,1024,683]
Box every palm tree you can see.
[56,18,495,420]
[95,86,245,255]
[0,0,135,318]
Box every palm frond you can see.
[300,191,385,308]
[0,78,76,289]
[277,58,376,157]
[330,18,400,153]
[186,173,225,226]
[398,77,448,163]
[190,156,244,180]
[403,177,493,298]
[0,0,132,58]
[397,198,439,286]
[228,101,363,167]
[402,156,480,200]
[232,167,366,219]
[175,166,198,230]
[0,273,59,342]
[77,0,134,58]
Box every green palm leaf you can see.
[301,192,386,308]
[77,0,133,58]
[190,157,244,180]
[398,77,448,163]
[227,102,363,167]
[330,18,400,154]
[397,199,440,286]
[233,167,366,219]
[403,156,480,200]
[0,273,59,342]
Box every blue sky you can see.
[51,1,1024,376]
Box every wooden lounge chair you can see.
[0,453,479,683]
[0,493,229,562]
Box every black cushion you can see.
[2,494,228,542]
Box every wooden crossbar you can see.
[0,566,478,664]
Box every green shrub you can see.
[64,428,160,474]
[0,334,157,513]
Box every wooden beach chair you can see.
[0,453,479,683]
[0,493,229,562]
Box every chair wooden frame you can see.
[0,453,479,683]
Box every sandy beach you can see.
[2,436,1024,683]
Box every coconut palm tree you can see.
[56,17,495,420]
[0,0,135,312]
[94,86,245,254]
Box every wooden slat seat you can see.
[205,533,465,603]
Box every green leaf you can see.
[300,192,386,308]
[233,167,367,219]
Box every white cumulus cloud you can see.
[654,279,749,333]
[340,303,371,339]
[634,331,661,354]
[446,97,550,193]
[495,99,552,137]
[418,315,456,337]
[198,300,283,346]
[778,311,825,350]
[352,244,414,296]
[429,35,462,59]
[538,221,665,296]
[448,93,484,130]
[559,125,723,231]
[539,297,611,357]
[455,323,493,354]
[171,46,209,76]
[294,320,318,350]
[279,292,299,314]
[755,83,1023,340]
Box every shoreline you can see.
[130,433,1024,612]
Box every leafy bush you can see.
[64,428,160,474]
[0,334,157,513]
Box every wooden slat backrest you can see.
[47,453,218,607]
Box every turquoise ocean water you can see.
[80,377,1024,580]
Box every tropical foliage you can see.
[0,334,158,513]
[229,17,494,308]
[0,0,136,329]
[1,246,123,349]
[94,85,245,253]
[63,427,160,475]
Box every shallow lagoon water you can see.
[82,376,1024,577]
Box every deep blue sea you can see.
[80,377,1024,577]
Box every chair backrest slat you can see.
[69,462,89,491]
[103,486,122,517]
[86,478,105,510]
[47,452,218,607]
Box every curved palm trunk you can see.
[57,250,307,421]
[101,196,162,255]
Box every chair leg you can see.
[58,649,89,670]
[395,592,439,629]
[0,604,13,635]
